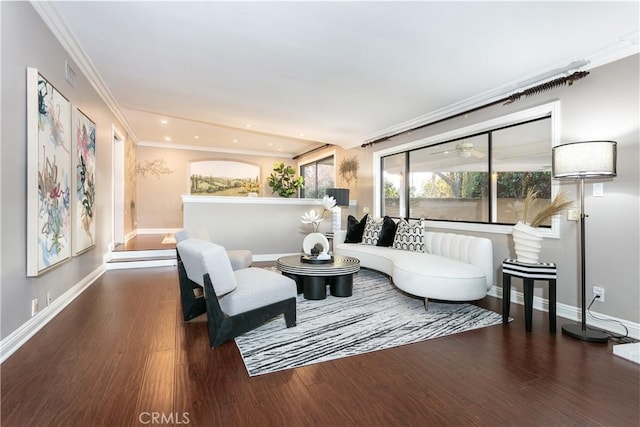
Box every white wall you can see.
[0,3,127,339]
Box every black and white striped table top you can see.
[277,255,360,277]
[502,258,557,279]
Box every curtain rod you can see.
[361,70,589,148]
[292,143,332,160]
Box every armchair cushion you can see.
[220,268,297,316]
[176,229,252,270]
[177,239,237,295]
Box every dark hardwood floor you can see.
[2,261,638,426]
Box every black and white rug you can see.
[235,268,503,376]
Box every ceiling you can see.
[39,1,639,158]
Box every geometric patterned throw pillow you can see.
[392,218,426,252]
[361,216,384,246]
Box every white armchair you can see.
[177,238,297,348]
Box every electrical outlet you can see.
[31,298,39,317]
[46,292,52,307]
[593,286,605,302]
[362,206,370,214]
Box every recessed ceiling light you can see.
[160,119,168,125]
[164,136,171,141]
[233,139,238,143]
[245,124,251,128]
[194,135,200,139]
[299,133,305,137]
[268,143,273,146]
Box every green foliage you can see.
[267,162,304,198]
[461,172,487,198]
[497,172,551,198]
[384,179,399,198]
[424,172,487,198]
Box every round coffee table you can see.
[277,255,360,300]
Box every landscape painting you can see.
[72,108,96,255]
[189,160,260,196]
[27,68,72,276]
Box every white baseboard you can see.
[106,258,177,270]
[489,286,640,339]
[0,265,105,363]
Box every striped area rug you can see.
[235,268,503,376]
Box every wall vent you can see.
[65,60,76,87]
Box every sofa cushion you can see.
[219,268,296,316]
[376,216,398,247]
[345,214,368,243]
[392,219,426,252]
[361,216,383,245]
[392,252,487,300]
[334,243,396,276]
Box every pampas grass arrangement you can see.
[520,187,574,227]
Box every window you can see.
[409,134,489,222]
[300,155,335,198]
[381,153,405,217]
[493,119,553,225]
[377,110,556,231]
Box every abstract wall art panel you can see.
[26,68,72,276]
[71,107,96,255]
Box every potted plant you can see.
[339,156,359,187]
[512,188,573,263]
[267,162,304,198]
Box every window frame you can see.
[373,102,562,238]
[298,150,336,199]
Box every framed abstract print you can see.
[26,68,72,276]
[72,107,96,255]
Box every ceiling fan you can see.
[432,141,485,159]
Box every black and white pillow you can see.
[361,216,384,246]
[392,219,426,252]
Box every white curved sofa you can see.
[334,230,494,307]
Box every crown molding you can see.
[30,1,139,143]
[137,140,295,159]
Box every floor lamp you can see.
[552,140,617,343]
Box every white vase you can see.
[512,221,543,264]
[302,232,330,256]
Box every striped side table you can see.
[502,258,557,333]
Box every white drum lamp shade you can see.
[552,140,617,178]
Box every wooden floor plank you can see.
[2,266,638,427]
[134,349,176,426]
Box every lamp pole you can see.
[561,176,608,342]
